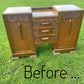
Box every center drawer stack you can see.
[33,17,58,45]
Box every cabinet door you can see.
[57,19,71,48]
[70,15,83,47]
[56,12,83,49]
[8,21,34,53]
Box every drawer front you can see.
[6,14,29,22]
[61,12,81,19]
[35,35,56,44]
[33,19,58,27]
[34,27,57,35]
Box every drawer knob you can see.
[68,19,72,35]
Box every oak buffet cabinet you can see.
[3,5,84,60]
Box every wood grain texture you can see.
[3,8,35,57]
[54,11,83,52]
[2,5,84,58]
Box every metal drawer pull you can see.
[41,30,49,33]
[41,22,50,25]
[68,19,72,35]
[69,19,71,23]
[18,21,23,39]
[42,37,49,40]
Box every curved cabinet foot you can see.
[12,57,19,60]
[30,55,37,58]
[53,50,60,55]
[70,51,76,53]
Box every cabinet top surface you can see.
[3,7,32,15]
[3,5,83,16]
[32,8,58,18]
[53,5,82,12]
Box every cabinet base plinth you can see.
[12,57,19,60]
[30,55,37,58]
[53,50,60,55]
[12,51,36,57]
[54,48,76,52]
[70,51,76,53]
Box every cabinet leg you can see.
[70,51,76,53]
[53,50,60,55]
[30,55,37,58]
[12,57,19,60]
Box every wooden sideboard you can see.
[3,5,84,60]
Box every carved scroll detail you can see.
[33,21,40,26]
[35,37,40,43]
[53,27,57,33]
[52,20,58,25]
[72,12,81,18]
[34,29,38,34]
[61,12,80,19]
[51,35,56,41]
[7,15,29,22]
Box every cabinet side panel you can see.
[3,15,15,53]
